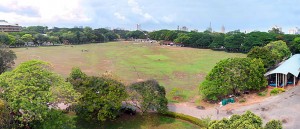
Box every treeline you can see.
[149,29,300,53]
[0,26,149,47]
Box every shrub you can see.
[162,111,210,128]
[257,90,268,96]
[270,88,279,95]
[265,120,282,129]
[278,88,285,92]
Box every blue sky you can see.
[1,0,300,33]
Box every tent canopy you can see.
[265,54,300,77]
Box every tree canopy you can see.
[0,60,80,127]
[200,58,267,101]
[68,68,127,123]
[0,46,17,74]
[128,79,168,114]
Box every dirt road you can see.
[168,86,300,129]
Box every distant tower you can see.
[207,22,212,32]
[136,24,141,31]
[177,25,180,31]
[221,25,225,33]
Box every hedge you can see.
[162,111,209,128]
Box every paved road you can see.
[168,86,300,129]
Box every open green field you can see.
[12,41,245,101]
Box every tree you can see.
[264,40,291,61]
[31,109,76,129]
[224,31,245,52]
[268,27,284,34]
[247,46,279,69]
[200,58,267,101]
[290,37,300,54]
[264,120,282,129]
[0,46,17,74]
[209,33,225,49]
[0,60,80,128]
[209,111,263,129]
[21,34,33,46]
[0,33,9,45]
[129,79,168,114]
[69,68,127,123]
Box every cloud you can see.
[114,12,126,21]
[0,0,91,25]
[162,15,175,23]
[127,0,158,23]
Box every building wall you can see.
[0,25,22,32]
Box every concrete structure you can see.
[0,20,22,32]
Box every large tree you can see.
[128,79,168,114]
[0,60,80,128]
[200,58,267,101]
[247,46,279,69]
[68,68,127,123]
[264,40,291,61]
[0,46,17,74]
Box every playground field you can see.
[12,41,245,101]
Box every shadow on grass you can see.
[75,113,176,129]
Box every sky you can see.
[0,0,300,33]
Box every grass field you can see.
[76,113,201,129]
[12,41,245,101]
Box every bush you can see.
[162,111,210,128]
[278,88,285,92]
[257,90,268,96]
[265,120,282,129]
[270,88,279,95]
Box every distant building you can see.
[221,25,225,33]
[136,24,141,31]
[180,26,188,31]
[289,27,300,34]
[0,20,22,32]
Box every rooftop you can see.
[265,54,300,76]
[0,20,20,26]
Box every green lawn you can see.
[76,113,201,129]
[12,41,245,101]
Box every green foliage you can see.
[129,79,168,114]
[200,58,267,100]
[264,120,283,129]
[264,40,291,61]
[224,31,245,52]
[0,60,80,127]
[257,90,268,96]
[162,111,210,128]
[0,46,17,74]
[31,109,76,129]
[70,70,127,123]
[290,37,300,54]
[247,46,279,69]
[0,99,16,129]
[270,88,285,95]
[209,111,263,129]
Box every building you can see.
[136,24,141,31]
[221,25,225,33]
[289,27,300,34]
[0,20,22,32]
[265,54,300,87]
[180,26,188,32]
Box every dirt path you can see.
[169,86,300,129]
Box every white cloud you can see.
[127,0,158,23]
[0,0,91,25]
[114,12,126,21]
[162,15,175,23]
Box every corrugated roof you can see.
[265,54,300,76]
